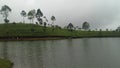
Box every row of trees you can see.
[0,5,56,27]
[1,5,120,32]
[0,5,91,32]
[67,22,90,31]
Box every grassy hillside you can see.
[0,23,120,38]
[0,23,72,37]
[0,59,13,68]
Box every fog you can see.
[0,0,120,30]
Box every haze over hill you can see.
[0,0,120,30]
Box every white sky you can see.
[0,0,120,30]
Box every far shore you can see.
[0,36,120,41]
[0,23,120,41]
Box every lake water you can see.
[0,38,120,68]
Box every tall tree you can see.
[0,5,11,23]
[82,21,90,30]
[51,15,56,26]
[51,16,56,30]
[116,26,120,32]
[28,9,36,23]
[43,16,48,32]
[43,16,48,26]
[43,16,48,22]
[36,9,43,18]
[28,11,32,23]
[20,10,27,23]
[37,18,43,25]
[67,23,74,32]
[36,9,43,25]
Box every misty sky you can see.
[0,0,120,30]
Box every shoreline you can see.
[0,36,66,41]
[0,36,120,41]
[0,23,119,41]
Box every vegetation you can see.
[0,4,120,40]
[67,23,74,32]
[51,15,56,25]
[0,5,11,23]
[0,59,13,68]
[51,15,56,30]
[28,9,36,23]
[0,23,119,40]
[20,10,27,23]
[36,9,43,25]
[82,21,90,30]
[116,26,120,32]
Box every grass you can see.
[0,23,71,37]
[0,59,13,68]
[0,23,120,39]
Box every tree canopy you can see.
[67,23,74,31]
[36,9,43,18]
[36,9,43,25]
[27,9,36,23]
[51,16,56,22]
[20,10,27,23]
[0,5,12,23]
[82,21,90,30]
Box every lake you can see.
[0,38,120,68]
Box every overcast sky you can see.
[0,0,120,30]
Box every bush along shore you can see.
[0,23,120,41]
[0,58,13,68]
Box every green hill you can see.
[0,23,120,40]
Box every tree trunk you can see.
[23,17,25,23]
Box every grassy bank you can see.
[0,23,120,40]
[0,59,13,68]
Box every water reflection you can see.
[0,38,120,68]
[0,41,44,68]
